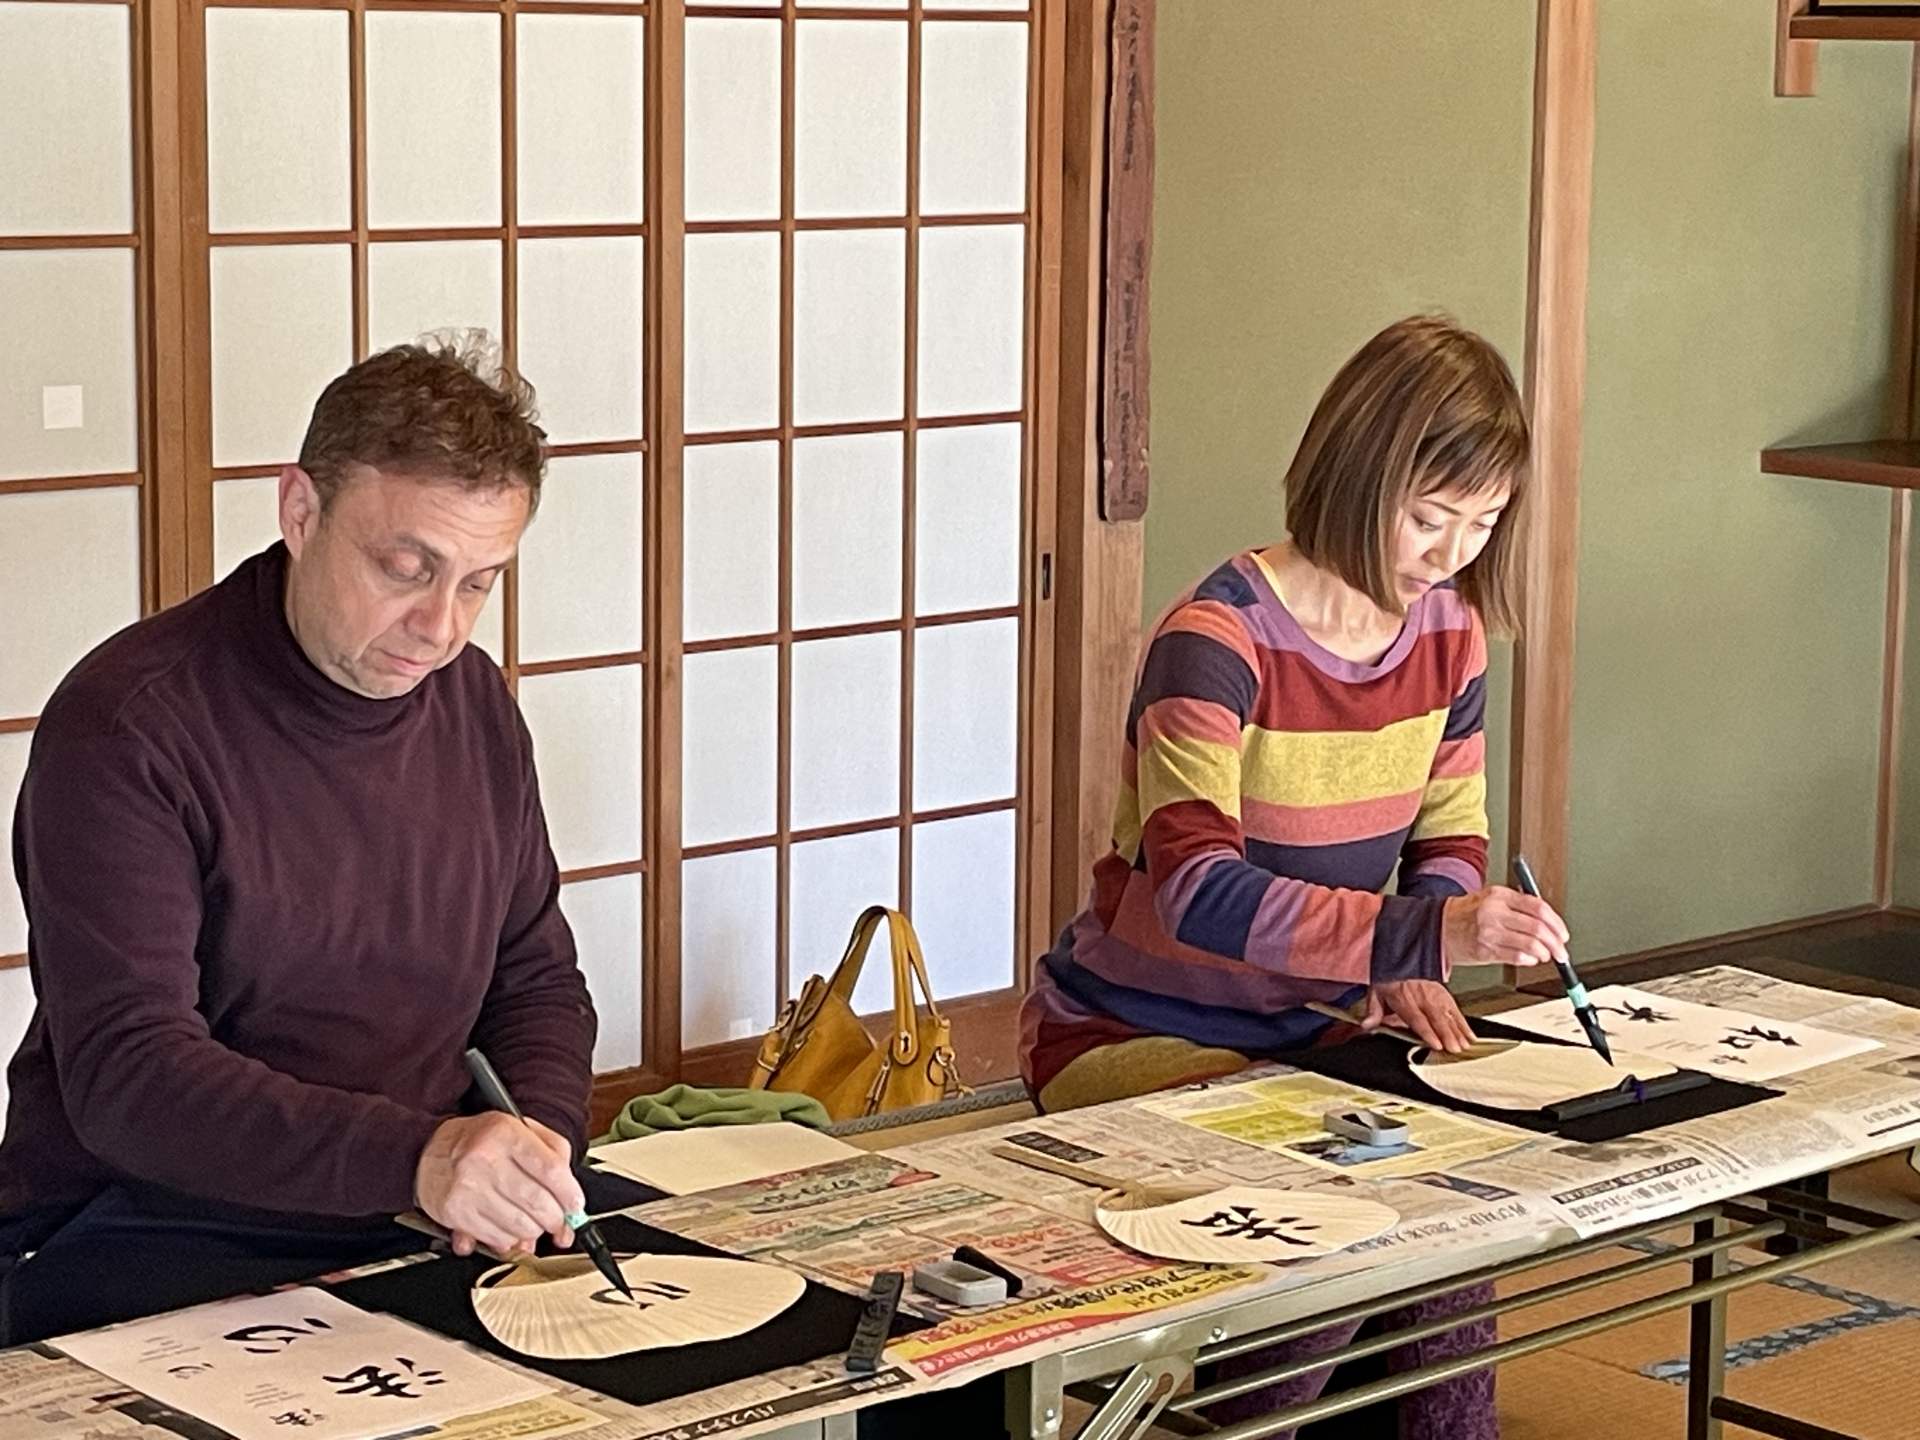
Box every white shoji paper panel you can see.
[518,666,645,871]
[517,453,644,664]
[920,22,1028,216]
[210,245,353,468]
[917,223,1025,418]
[788,827,899,1018]
[206,8,349,233]
[366,13,501,229]
[367,242,504,354]
[212,475,281,583]
[683,442,778,643]
[682,647,777,848]
[794,22,906,219]
[1,731,33,953]
[0,2,133,236]
[915,422,1020,615]
[517,16,645,226]
[0,248,137,480]
[792,432,902,629]
[793,229,904,426]
[517,237,645,445]
[684,233,780,434]
[472,586,504,664]
[913,617,1017,811]
[686,18,781,222]
[912,808,1015,999]
[560,872,644,1072]
[682,848,776,1049]
[791,632,900,830]
[0,487,141,717]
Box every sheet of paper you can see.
[1497,984,1881,1081]
[53,1286,549,1440]
[591,1125,862,1196]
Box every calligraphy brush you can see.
[462,1047,635,1302]
[1510,855,1613,1066]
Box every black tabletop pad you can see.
[326,1213,924,1408]
[1283,1019,1779,1142]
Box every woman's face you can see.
[1390,478,1511,605]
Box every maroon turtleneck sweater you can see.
[1,544,595,1226]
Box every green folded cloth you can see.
[594,1084,832,1144]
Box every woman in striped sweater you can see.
[1018,315,1570,1439]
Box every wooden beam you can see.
[138,0,190,611]
[1777,0,1819,98]
[645,0,687,1081]
[1874,46,1920,907]
[1052,0,1145,926]
[1019,0,1064,975]
[1510,0,1595,912]
[1099,0,1152,521]
[1877,492,1910,905]
[179,0,214,594]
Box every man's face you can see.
[279,464,529,700]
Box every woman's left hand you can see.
[1364,980,1476,1054]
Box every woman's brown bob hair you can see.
[1284,314,1530,635]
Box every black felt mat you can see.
[326,1213,923,1407]
[1285,1019,1779,1142]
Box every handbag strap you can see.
[822,906,891,1010]
[805,905,950,1069]
[883,909,946,1065]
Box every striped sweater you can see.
[1019,549,1489,1094]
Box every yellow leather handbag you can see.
[749,906,968,1122]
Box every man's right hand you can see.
[414,1113,585,1258]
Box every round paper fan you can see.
[472,1252,806,1360]
[1095,1185,1399,1264]
[1411,1040,1674,1111]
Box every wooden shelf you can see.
[1792,15,1920,42]
[1761,439,1920,490]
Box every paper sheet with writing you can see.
[53,1286,550,1440]
[591,1125,862,1196]
[1496,984,1880,1080]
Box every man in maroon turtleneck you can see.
[0,342,598,1343]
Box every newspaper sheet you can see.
[1135,1071,1535,1178]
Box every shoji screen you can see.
[675,0,1035,1060]
[188,0,650,1077]
[172,0,1043,1088]
[0,0,148,1117]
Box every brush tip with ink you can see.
[463,1047,635,1299]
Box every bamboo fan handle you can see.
[1305,999,1423,1046]
[988,1143,1130,1192]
